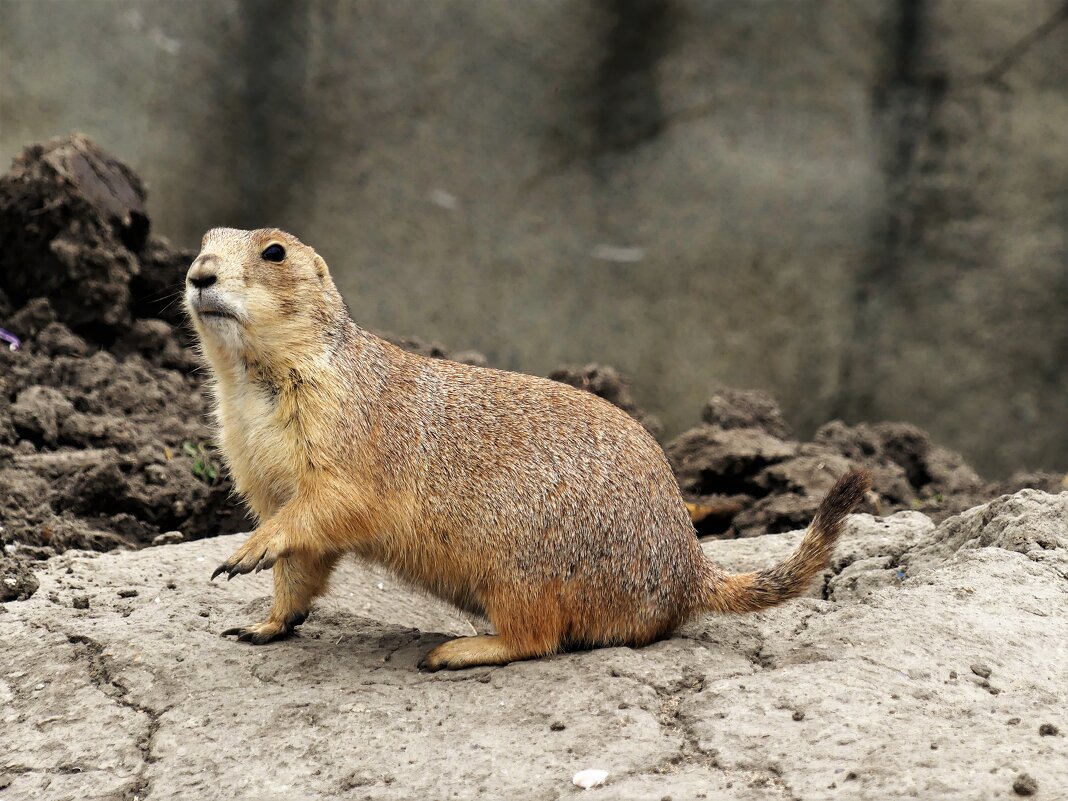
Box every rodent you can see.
[185,227,871,670]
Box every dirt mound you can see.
[0,136,255,601]
[1,135,1061,595]
[667,389,1065,538]
[0,134,192,344]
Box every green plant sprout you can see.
[182,441,220,485]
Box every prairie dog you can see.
[184,227,870,670]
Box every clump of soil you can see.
[700,387,789,438]
[1,134,1061,598]
[0,134,194,344]
[666,390,1065,538]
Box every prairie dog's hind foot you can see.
[418,634,555,671]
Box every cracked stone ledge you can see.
[1,491,1065,800]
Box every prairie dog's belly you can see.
[217,384,301,518]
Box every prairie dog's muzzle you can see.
[187,253,220,289]
[186,253,240,321]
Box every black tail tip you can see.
[839,467,873,497]
[817,468,872,523]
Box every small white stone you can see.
[572,769,608,789]
[34,683,45,691]
[428,188,459,210]
[591,244,644,263]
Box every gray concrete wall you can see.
[2,0,1066,477]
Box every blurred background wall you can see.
[1,0,1066,477]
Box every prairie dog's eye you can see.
[262,244,285,262]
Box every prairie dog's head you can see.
[185,227,346,359]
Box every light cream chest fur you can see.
[214,376,302,520]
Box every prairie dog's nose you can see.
[187,255,219,289]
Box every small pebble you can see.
[573,769,608,790]
[118,589,138,598]
[550,721,566,731]
[34,683,45,690]
[72,595,89,610]
[792,710,805,721]
[1038,723,1058,736]
[970,663,992,679]
[1008,718,1021,725]
[1012,773,1038,796]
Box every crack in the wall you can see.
[593,0,675,157]
[233,1,314,228]
[836,0,947,421]
[528,0,677,192]
[977,1,1068,85]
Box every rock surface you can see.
[2,490,1065,800]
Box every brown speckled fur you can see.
[185,228,872,669]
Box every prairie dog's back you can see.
[360,344,704,628]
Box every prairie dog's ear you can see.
[312,253,329,280]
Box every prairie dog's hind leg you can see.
[419,587,566,670]
[418,634,549,671]
[222,551,340,644]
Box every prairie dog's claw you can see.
[220,620,300,645]
[211,532,280,581]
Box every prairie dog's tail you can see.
[703,469,872,613]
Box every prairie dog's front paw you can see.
[211,530,288,581]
